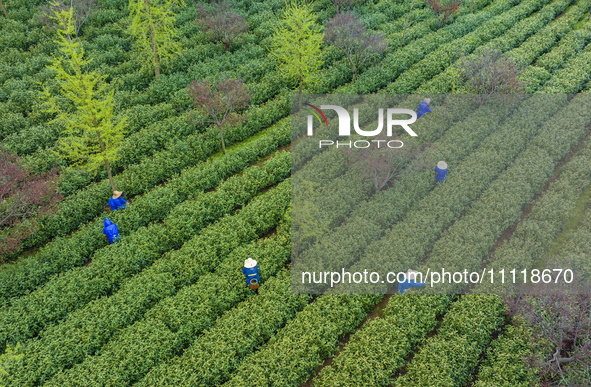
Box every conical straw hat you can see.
[437,161,447,170]
[244,258,257,268]
[113,191,123,199]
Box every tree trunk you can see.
[587,7,591,21]
[470,0,474,13]
[401,0,414,48]
[0,0,8,18]
[96,131,117,191]
[219,128,226,154]
[144,0,160,78]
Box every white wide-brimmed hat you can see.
[407,269,419,281]
[113,190,123,199]
[244,258,257,268]
[437,161,448,170]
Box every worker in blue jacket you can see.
[398,269,426,295]
[417,98,432,119]
[242,258,261,288]
[103,218,121,244]
[108,190,127,211]
[435,161,448,183]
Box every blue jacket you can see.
[435,166,448,182]
[417,102,432,119]
[398,279,425,294]
[108,196,127,211]
[103,218,120,244]
[242,265,260,286]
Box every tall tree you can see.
[196,1,248,51]
[324,12,387,81]
[39,0,99,37]
[0,148,62,259]
[400,0,415,48]
[506,291,591,386]
[341,134,435,191]
[187,78,251,155]
[269,1,323,110]
[40,7,126,192]
[457,48,526,106]
[127,0,185,78]
[424,0,460,28]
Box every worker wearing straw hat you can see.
[435,161,448,183]
[398,269,426,295]
[242,258,261,289]
[108,190,127,211]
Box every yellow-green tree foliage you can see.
[269,1,323,109]
[40,5,126,191]
[127,0,185,78]
[0,344,23,387]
